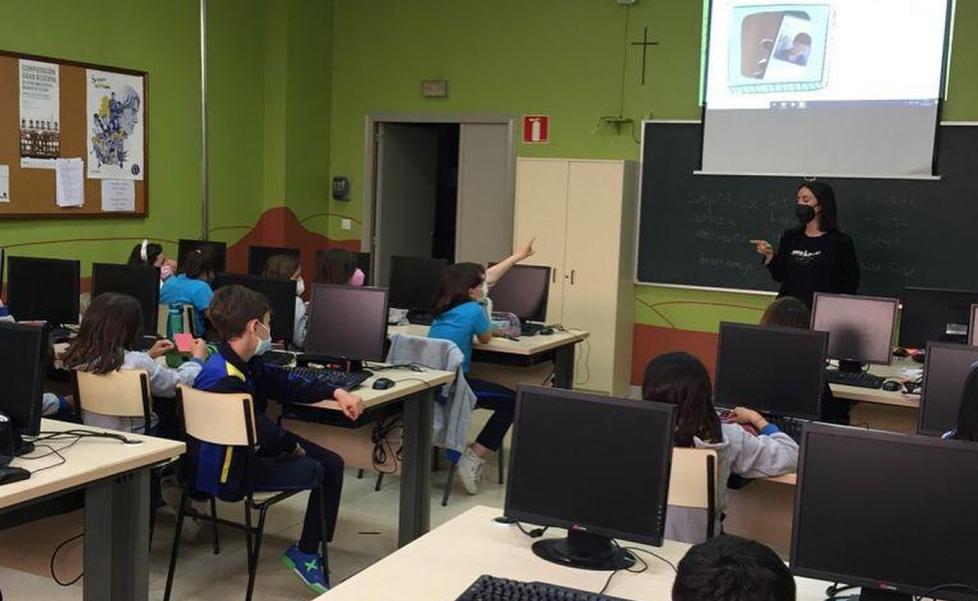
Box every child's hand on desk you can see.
[148,339,175,359]
[334,389,364,421]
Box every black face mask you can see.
[796,204,816,225]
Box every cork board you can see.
[0,50,148,218]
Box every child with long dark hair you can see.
[127,239,176,285]
[315,248,364,287]
[262,253,309,348]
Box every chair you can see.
[668,448,720,540]
[157,305,170,338]
[163,386,329,601]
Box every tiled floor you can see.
[0,454,508,600]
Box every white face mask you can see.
[295,277,305,297]
[480,281,489,299]
[254,321,272,356]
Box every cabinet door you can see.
[563,161,625,393]
[514,159,569,323]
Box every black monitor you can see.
[0,246,5,300]
[91,263,161,335]
[715,322,827,421]
[791,424,978,601]
[504,386,674,571]
[388,256,447,312]
[899,287,978,349]
[6,256,80,325]
[811,293,898,369]
[917,342,978,437]
[0,322,46,455]
[305,284,388,363]
[177,239,227,273]
[248,246,300,276]
[212,273,297,345]
[314,249,372,285]
[488,264,551,323]
[971,304,978,346]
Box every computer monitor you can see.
[791,424,978,601]
[488,264,551,323]
[177,239,227,273]
[715,322,827,421]
[91,263,161,335]
[917,342,978,437]
[212,273,297,346]
[0,247,5,299]
[248,246,300,276]
[811,293,898,369]
[899,287,978,349]
[971,304,978,347]
[504,386,674,571]
[314,249,372,285]
[6,256,80,325]
[0,322,46,455]
[388,256,447,312]
[305,284,388,363]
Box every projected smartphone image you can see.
[728,4,830,95]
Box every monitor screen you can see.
[248,246,300,276]
[918,342,978,437]
[212,273,297,346]
[489,264,551,323]
[504,386,673,546]
[792,425,978,601]
[811,293,898,365]
[0,322,46,438]
[91,263,161,335]
[388,256,446,312]
[6,256,80,325]
[177,239,227,274]
[305,284,388,362]
[900,287,978,349]
[715,322,827,420]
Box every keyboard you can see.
[263,351,296,367]
[284,366,372,390]
[824,369,885,389]
[520,322,545,336]
[407,310,434,326]
[767,416,805,443]
[455,576,632,601]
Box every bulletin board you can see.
[0,50,149,218]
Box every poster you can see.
[56,158,85,207]
[101,179,135,212]
[86,69,144,180]
[19,59,60,159]
[0,165,9,203]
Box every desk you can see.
[318,505,831,601]
[282,366,454,548]
[829,358,922,433]
[0,419,184,601]
[389,324,589,389]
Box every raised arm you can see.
[485,238,535,287]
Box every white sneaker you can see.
[457,447,486,495]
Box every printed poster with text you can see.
[19,59,60,159]
[86,69,144,180]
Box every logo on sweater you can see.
[791,249,821,266]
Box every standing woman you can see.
[752,182,860,308]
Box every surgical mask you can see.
[255,322,272,356]
[480,281,490,299]
[795,204,816,225]
[295,277,305,297]
[350,268,365,287]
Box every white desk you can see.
[829,358,921,409]
[282,366,454,547]
[319,505,832,601]
[1,419,185,601]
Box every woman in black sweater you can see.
[752,181,860,307]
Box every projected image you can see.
[730,6,830,94]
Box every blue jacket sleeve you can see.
[256,363,340,405]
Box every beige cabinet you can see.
[514,158,637,396]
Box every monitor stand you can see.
[838,360,864,373]
[531,530,635,571]
[13,432,35,457]
[838,588,912,601]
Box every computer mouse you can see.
[372,377,396,390]
[538,327,554,336]
[882,380,903,392]
[0,466,30,485]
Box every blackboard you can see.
[636,121,978,298]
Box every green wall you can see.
[326,0,978,333]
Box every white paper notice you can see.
[0,165,9,203]
[55,158,85,207]
[101,179,135,212]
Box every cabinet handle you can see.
[552,269,556,284]
[570,269,576,285]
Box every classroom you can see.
[1,0,976,600]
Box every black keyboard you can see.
[407,310,434,326]
[263,351,296,367]
[824,369,885,389]
[766,416,806,443]
[520,322,544,336]
[456,576,632,601]
[284,366,372,390]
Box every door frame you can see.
[362,113,516,273]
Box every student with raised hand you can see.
[261,253,309,348]
[128,239,177,285]
[759,296,850,424]
[160,247,216,334]
[945,363,978,441]
[642,352,798,543]
[63,292,207,435]
[673,535,796,601]
[315,248,365,286]
[190,284,363,593]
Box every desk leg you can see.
[553,344,576,389]
[398,388,434,547]
[83,469,151,601]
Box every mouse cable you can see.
[50,531,84,586]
